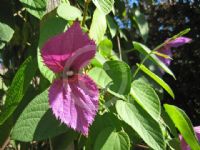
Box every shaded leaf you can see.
[0,57,37,125]
[11,90,68,142]
[133,9,149,42]
[103,60,131,95]
[106,15,118,38]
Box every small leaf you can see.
[137,64,174,98]
[91,51,107,68]
[20,0,47,19]
[116,100,165,150]
[0,57,37,125]
[92,0,114,15]
[106,15,118,38]
[86,113,123,149]
[131,79,161,121]
[89,9,107,44]
[57,3,82,21]
[133,9,149,42]
[98,38,113,57]
[88,67,111,89]
[11,90,68,142]
[164,104,200,150]
[133,41,175,78]
[0,22,14,49]
[94,127,130,150]
[103,60,131,95]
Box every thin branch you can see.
[117,36,122,60]
[0,137,10,150]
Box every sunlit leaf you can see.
[164,104,200,150]
[94,127,130,150]
[57,3,82,20]
[131,79,161,121]
[133,41,175,78]
[88,67,111,89]
[0,22,14,49]
[116,100,165,150]
[92,0,114,15]
[89,9,107,44]
[98,38,113,57]
[137,64,174,98]
[20,0,47,19]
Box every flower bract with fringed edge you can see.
[41,22,99,136]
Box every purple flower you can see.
[179,126,200,150]
[41,22,99,136]
[157,37,192,66]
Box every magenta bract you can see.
[157,37,192,66]
[41,22,99,136]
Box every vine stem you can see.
[132,28,190,79]
[49,138,53,150]
[132,38,176,79]
[81,0,90,26]
[117,36,122,60]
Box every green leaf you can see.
[89,9,107,44]
[88,67,111,89]
[138,64,174,98]
[106,15,118,38]
[116,100,165,150]
[0,57,37,125]
[86,113,122,149]
[57,3,82,21]
[94,127,130,150]
[20,0,47,19]
[92,0,114,15]
[38,15,68,82]
[11,90,68,142]
[133,9,149,42]
[133,41,175,78]
[131,79,161,121]
[0,22,14,49]
[98,38,113,57]
[103,60,131,95]
[164,104,200,150]
[91,52,107,68]
[47,0,69,12]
